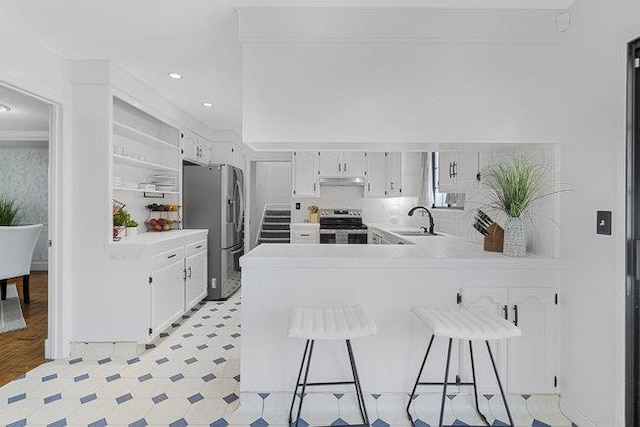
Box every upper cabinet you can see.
[365,152,402,198]
[437,151,479,194]
[181,131,211,166]
[292,151,320,198]
[319,152,366,178]
[210,142,245,171]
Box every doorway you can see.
[626,37,640,427]
[0,83,59,385]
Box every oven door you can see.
[320,230,336,244]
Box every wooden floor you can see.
[0,272,48,387]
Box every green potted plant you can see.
[483,157,554,257]
[112,208,130,241]
[125,218,139,238]
[0,195,22,226]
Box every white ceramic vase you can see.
[126,226,138,238]
[503,216,526,257]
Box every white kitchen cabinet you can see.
[150,257,186,336]
[210,142,244,171]
[365,152,403,198]
[370,229,383,244]
[182,130,198,163]
[182,130,209,165]
[319,152,366,177]
[437,151,479,193]
[185,247,207,311]
[292,151,320,198]
[290,223,320,244]
[459,286,558,394]
[386,152,402,197]
[365,152,387,197]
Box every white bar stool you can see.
[407,306,521,427]
[288,305,377,427]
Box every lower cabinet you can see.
[147,235,208,340]
[459,286,559,394]
[290,223,320,244]
[150,258,185,335]
[185,249,208,310]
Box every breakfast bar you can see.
[240,238,561,399]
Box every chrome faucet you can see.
[407,206,435,235]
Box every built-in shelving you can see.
[113,186,180,195]
[113,121,179,151]
[111,96,182,242]
[113,154,180,172]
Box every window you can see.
[431,152,464,209]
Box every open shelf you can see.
[113,154,180,172]
[113,121,179,151]
[113,186,180,195]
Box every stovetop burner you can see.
[319,208,367,230]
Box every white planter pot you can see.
[503,216,526,257]
[126,226,138,238]
[113,226,126,241]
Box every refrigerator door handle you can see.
[236,180,245,234]
[227,198,234,223]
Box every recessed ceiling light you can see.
[202,102,213,108]
[168,72,183,80]
[0,103,11,113]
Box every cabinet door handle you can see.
[513,305,519,326]
[449,162,453,178]
[338,163,341,172]
[188,266,192,279]
[452,161,458,177]
[368,183,371,192]
[503,304,508,320]
[168,254,177,259]
[313,183,316,192]
[344,163,347,172]
[196,245,203,249]
[300,233,310,237]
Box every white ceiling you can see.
[0,0,574,134]
[0,85,49,132]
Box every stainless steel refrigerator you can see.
[183,163,244,300]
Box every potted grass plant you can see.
[483,157,554,257]
[125,218,139,238]
[0,195,22,226]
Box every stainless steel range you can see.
[319,208,368,244]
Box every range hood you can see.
[319,177,367,187]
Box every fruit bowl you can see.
[146,217,179,232]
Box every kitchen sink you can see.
[396,230,441,237]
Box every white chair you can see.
[288,305,377,427]
[407,306,521,427]
[0,224,43,304]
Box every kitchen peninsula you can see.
[240,235,561,400]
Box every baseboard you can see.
[559,397,597,427]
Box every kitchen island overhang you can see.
[240,241,561,396]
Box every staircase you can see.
[257,204,291,245]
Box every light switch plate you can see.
[597,210,612,235]
[295,203,301,210]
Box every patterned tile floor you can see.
[0,293,574,427]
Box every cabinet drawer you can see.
[186,239,207,257]
[291,230,319,244]
[152,247,185,270]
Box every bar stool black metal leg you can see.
[289,340,311,425]
[346,339,370,426]
[294,340,315,427]
[469,341,490,426]
[485,341,514,427]
[439,338,453,427]
[406,334,435,426]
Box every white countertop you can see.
[241,232,561,270]
[106,229,208,250]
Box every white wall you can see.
[0,144,49,225]
[240,9,564,148]
[559,1,639,425]
[0,20,73,358]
